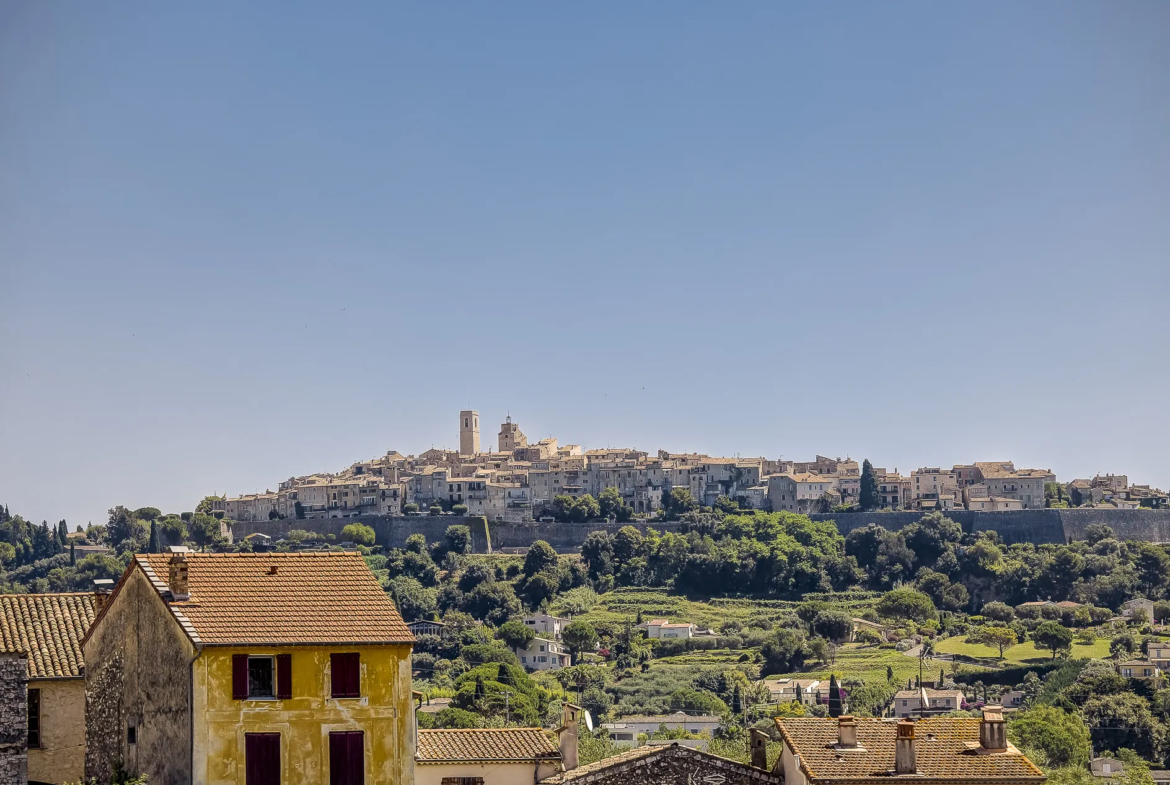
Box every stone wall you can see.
[230,516,686,553]
[85,566,197,785]
[0,653,28,785]
[810,509,1170,545]
[228,509,1170,555]
[28,678,86,784]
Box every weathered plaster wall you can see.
[193,644,414,785]
[416,760,559,785]
[0,653,28,785]
[28,678,86,784]
[84,567,197,785]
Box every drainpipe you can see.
[188,642,203,784]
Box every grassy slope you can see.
[567,587,880,630]
[934,635,1111,663]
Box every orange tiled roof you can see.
[776,717,1045,782]
[135,552,413,645]
[542,743,781,784]
[417,728,558,763]
[0,593,95,678]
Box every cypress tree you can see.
[70,540,76,566]
[732,685,744,715]
[57,520,68,547]
[828,674,842,718]
[860,459,879,510]
[149,520,160,554]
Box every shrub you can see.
[340,523,375,546]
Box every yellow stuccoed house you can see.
[82,547,416,785]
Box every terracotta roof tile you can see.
[542,744,780,784]
[136,552,412,645]
[0,593,95,678]
[417,728,558,763]
[777,717,1045,782]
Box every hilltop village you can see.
[212,410,1167,524]
[1,416,1169,785]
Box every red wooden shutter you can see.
[245,732,281,785]
[232,654,249,700]
[329,731,364,785]
[330,653,360,698]
[276,654,292,700]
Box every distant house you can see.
[1092,757,1127,778]
[407,619,446,638]
[600,712,722,746]
[760,678,833,706]
[1122,598,1155,620]
[891,687,965,717]
[637,619,695,639]
[524,612,570,641]
[850,617,887,642]
[514,637,568,671]
[1148,641,1170,669]
[1116,659,1161,686]
[999,690,1025,711]
[416,723,563,785]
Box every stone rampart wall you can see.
[228,509,1170,553]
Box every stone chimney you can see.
[895,720,916,775]
[168,546,190,600]
[750,728,768,770]
[93,579,114,613]
[838,715,858,749]
[558,703,581,772]
[980,706,1007,752]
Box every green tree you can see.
[1082,693,1167,763]
[973,625,1018,659]
[445,525,472,555]
[569,495,601,523]
[388,576,437,621]
[665,488,697,518]
[860,460,879,510]
[828,674,842,718]
[877,587,938,623]
[523,541,559,577]
[341,523,376,546]
[148,520,161,554]
[1033,621,1074,660]
[562,620,599,665]
[812,610,853,643]
[1008,705,1091,767]
[498,620,536,650]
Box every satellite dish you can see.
[584,710,594,733]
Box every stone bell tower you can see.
[459,410,480,456]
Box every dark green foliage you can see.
[523,541,559,577]
[1033,621,1074,660]
[828,674,842,718]
[445,525,472,554]
[859,460,879,510]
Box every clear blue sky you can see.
[2,2,1168,527]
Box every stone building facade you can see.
[0,653,28,785]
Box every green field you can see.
[564,586,881,631]
[934,634,1111,663]
[767,643,931,685]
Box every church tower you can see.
[459,410,480,455]
[498,415,528,452]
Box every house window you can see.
[248,657,275,698]
[331,653,361,698]
[245,732,281,785]
[27,688,40,749]
[329,730,365,785]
